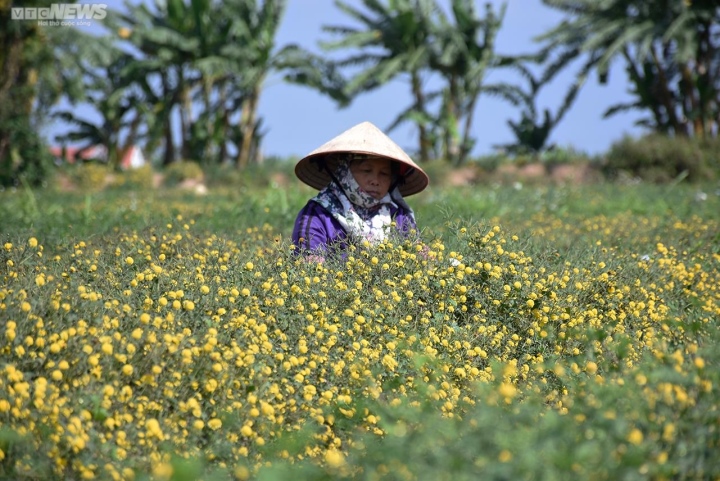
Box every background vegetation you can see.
[1,175,719,480]
[1,0,719,186]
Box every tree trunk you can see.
[695,19,715,138]
[163,119,175,166]
[445,76,461,165]
[237,85,260,169]
[679,62,703,137]
[0,31,24,167]
[179,72,192,161]
[202,77,214,164]
[650,44,687,136]
[623,48,665,132]
[459,90,479,166]
[161,73,176,166]
[411,71,430,163]
[218,85,230,164]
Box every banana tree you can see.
[537,0,720,139]
[493,62,583,156]
[111,0,289,169]
[53,34,146,169]
[426,0,508,165]
[275,45,350,107]
[110,0,209,165]
[314,0,516,165]
[320,0,437,162]
[226,0,287,169]
[111,0,226,165]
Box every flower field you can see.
[1,182,719,480]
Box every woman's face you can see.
[349,157,392,199]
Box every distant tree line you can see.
[1,0,718,186]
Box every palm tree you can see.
[536,0,720,139]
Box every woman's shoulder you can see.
[293,198,345,250]
[299,199,332,217]
[391,202,413,216]
[295,200,340,229]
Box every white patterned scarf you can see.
[312,159,415,243]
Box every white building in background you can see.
[119,145,147,170]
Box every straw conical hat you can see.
[295,121,429,196]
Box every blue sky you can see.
[45,0,645,160]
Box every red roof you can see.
[49,145,107,163]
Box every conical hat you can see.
[294,121,429,196]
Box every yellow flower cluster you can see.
[0,213,718,479]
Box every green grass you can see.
[3,179,718,240]
[1,178,719,480]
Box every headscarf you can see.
[311,158,416,243]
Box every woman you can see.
[292,121,429,258]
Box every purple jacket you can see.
[292,200,417,252]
